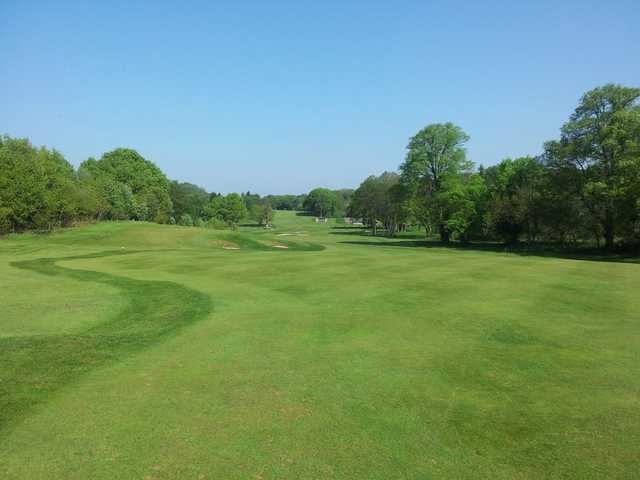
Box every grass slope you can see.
[1,250,212,436]
[0,212,638,479]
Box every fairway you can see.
[1,211,638,479]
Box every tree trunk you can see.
[439,225,450,243]
[604,223,614,250]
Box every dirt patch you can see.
[209,239,240,249]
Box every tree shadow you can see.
[339,239,640,264]
[330,227,426,239]
[329,228,368,235]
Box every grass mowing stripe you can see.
[0,250,213,436]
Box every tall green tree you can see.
[544,84,640,249]
[333,189,354,217]
[483,157,545,244]
[169,181,209,222]
[206,193,247,228]
[400,123,472,242]
[303,188,336,217]
[79,148,173,223]
[349,172,406,236]
[256,202,275,226]
[0,136,80,233]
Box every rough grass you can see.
[0,213,638,479]
[1,250,212,436]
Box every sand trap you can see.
[223,246,240,250]
[272,245,289,249]
[277,233,294,236]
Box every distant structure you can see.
[314,217,328,223]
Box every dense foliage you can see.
[169,181,210,223]
[349,84,640,249]
[0,136,85,232]
[0,142,274,233]
[78,149,173,223]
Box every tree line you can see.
[0,143,278,233]
[348,84,640,250]
[0,136,349,234]
[2,83,638,249]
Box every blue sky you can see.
[2,1,638,194]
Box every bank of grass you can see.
[0,211,638,479]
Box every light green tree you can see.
[400,123,472,242]
[303,188,336,217]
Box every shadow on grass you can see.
[1,250,213,437]
[329,229,369,236]
[339,239,640,263]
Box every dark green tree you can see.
[543,84,640,249]
[169,181,209,222]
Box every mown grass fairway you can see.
[1,212,638,479]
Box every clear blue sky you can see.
[2,1,638,194]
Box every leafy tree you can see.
[169,181,209,221]
[241,191,262,211]
[350,172,404,235]
[248,201,275,226]
[333,189,354,217]
[400,123,472,242]
[78,148,172,223]
[206,193,247,228]
[303,188,336,217]
[0,135,80,233]
[256,202,275,226]
[483,157,545,243]
[543,84,640,249]
[440,173,487,242]
[178,213,194,226]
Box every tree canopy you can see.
[79,148,172,223]
[303,188,336,217]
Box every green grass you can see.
[1,212,638,479]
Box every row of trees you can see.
[349,84,640,249]
[0,132,356,235]
[3,84,637,248]
[0,142,277,233]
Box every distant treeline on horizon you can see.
[1,83,639,250]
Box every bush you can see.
[178,213,194,226]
